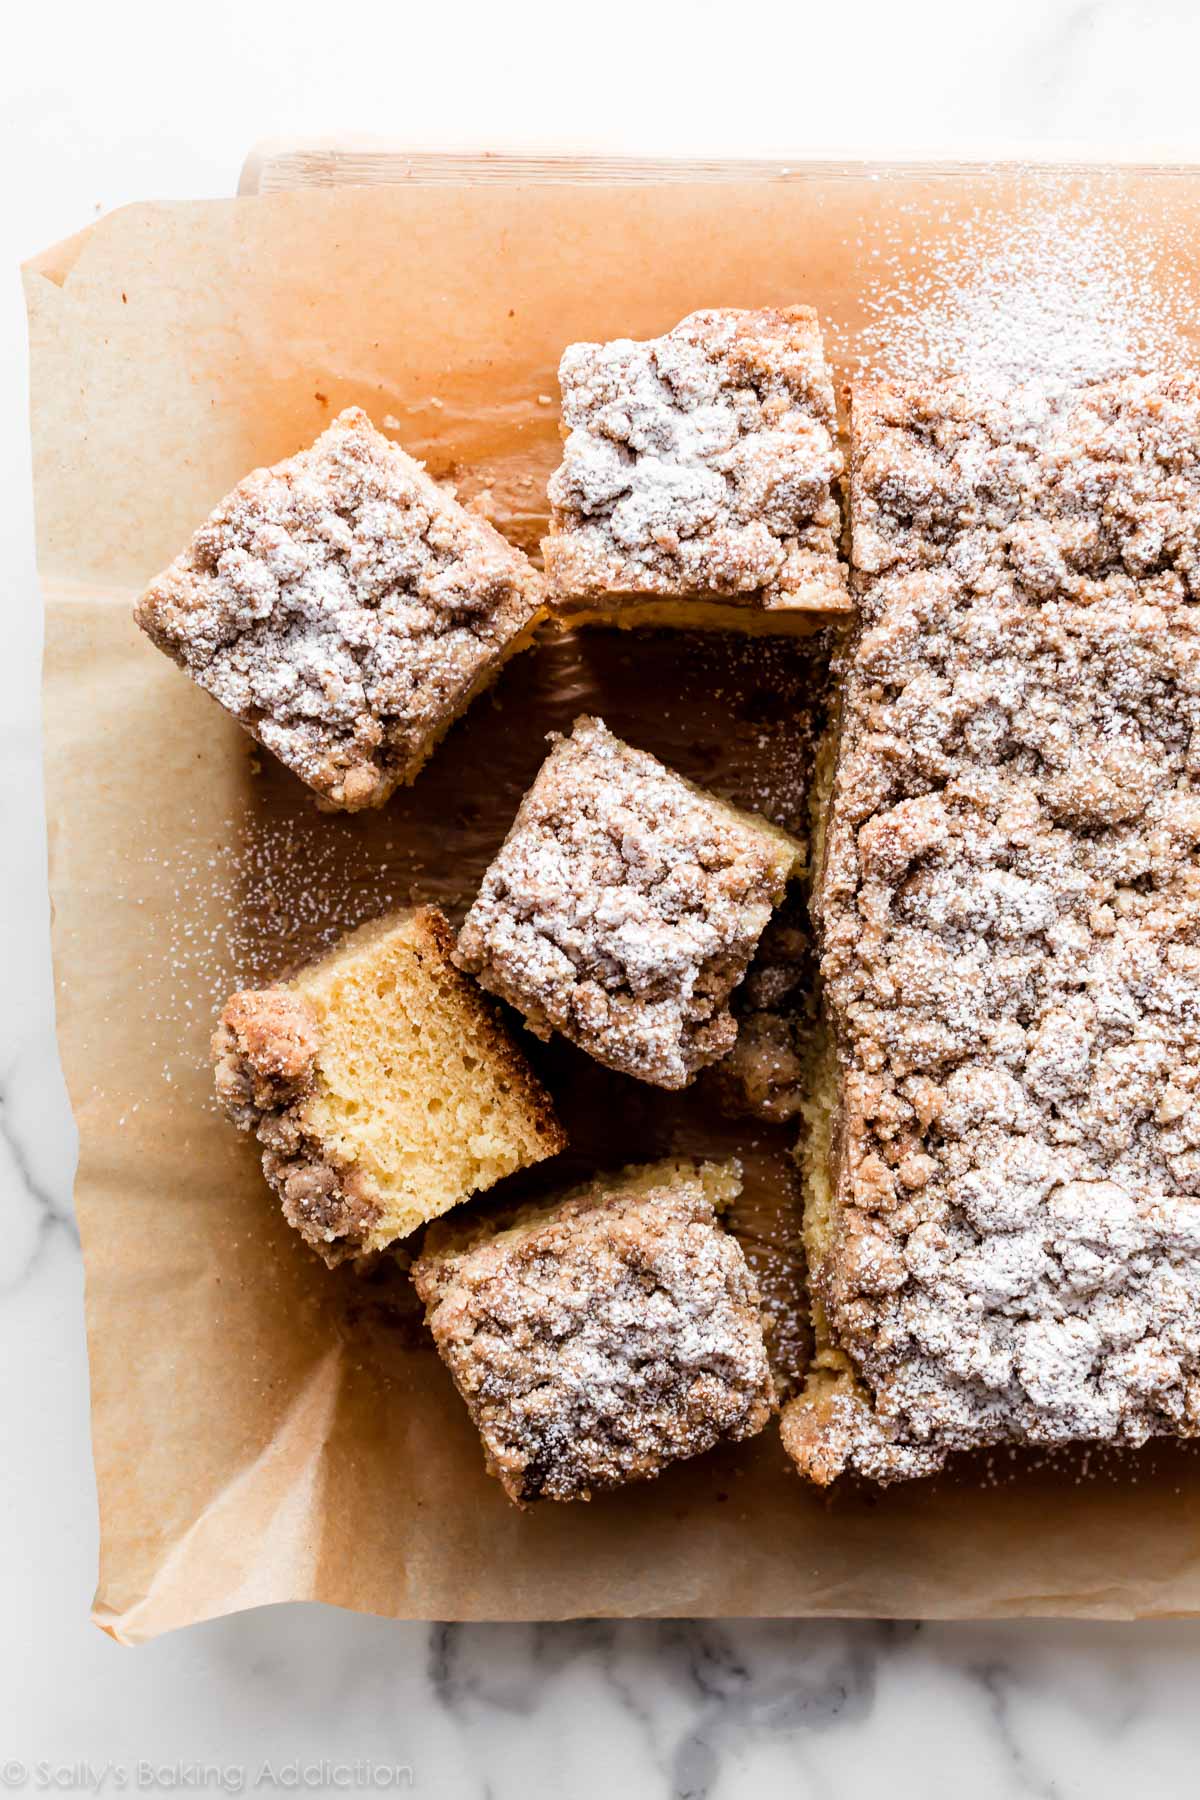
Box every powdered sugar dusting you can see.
[786,367,1200,1484]
[128,808,401,1096]
[412,1160,775,1503]
[456,715,802,1089]
[846,179,1195,396]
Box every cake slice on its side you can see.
[213,907,566,1266]
[783,371,1200,1483]
[136,408,547,810]
[456,715,804,1089]
[543,307,850,634]
[782,1024,945,1484]
[412,1158,775,1504]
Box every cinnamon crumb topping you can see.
[135,408,545,810]
[792,371,1200,1481]
[544,308,847,616]
[456,715,802,1089]
[212,984,381,1263]
[412,1159,775,1504]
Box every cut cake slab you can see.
[784,371,1200,1482]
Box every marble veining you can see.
[0,1055,79,1295]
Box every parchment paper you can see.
[24,169,1200,1644]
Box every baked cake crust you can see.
[456,715,803,1089]
[136,408,547,810]
[543,308,850,631]
[213,906,565,1265]
[412,1158,775,1504]
[785,371,1200,1482]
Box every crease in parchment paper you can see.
[94,1346,344,1647]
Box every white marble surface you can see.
[8,0,1200,1790]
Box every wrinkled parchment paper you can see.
[25,169,1200,1643]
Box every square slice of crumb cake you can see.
[543,307,849,633]
[412,1158,774,1504]
[456,715,804,1089]
[136,408,547,810]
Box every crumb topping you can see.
[212,986,319,1120]
[412,1161,774,1503]
[544,308,846,610]
[809,372,1200,1479]
[781,1370,946,1486]
[456,715,801,1088]
[212,983,381,1263]
[135,408,545,810]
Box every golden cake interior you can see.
[796,662,849,1327]
[292,909,563,1248]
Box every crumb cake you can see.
[456,715,803,1089]
[411,1158,775,1503]
[135,408,546,810]
[782,371,1200,1484]
[543,308,850,633]
[212,906,565,1265]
